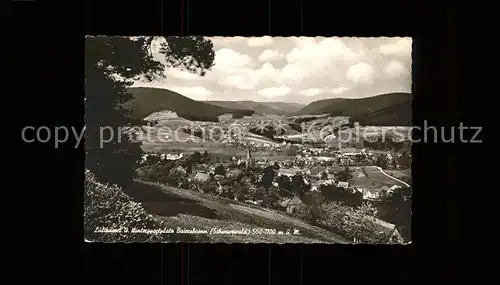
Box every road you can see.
[363,166,410,187]
[375,167,410,187]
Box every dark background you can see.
[13,0,492,284]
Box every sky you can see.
[132,37,412,105]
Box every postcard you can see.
[84,36,412,244]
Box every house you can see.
[144,110,178,125]
[324,134,337,143]
[218,178,234,186]
[317,179,335,186]
[362,189,381,201]
[218,113,233,122]
[278,168,298,177]
[337,181,349,188]
[386,152,394,162]
[165,153,184,160]
[371,218,406,244]
[228,169,242,178]
[170,166,187,176]
[388,185,402,194]
[350,216,405,244]
[244,200,263,205]
[278,196,303,213]
[194,172,210,183]
[307,167,325,178]
[341,147,358,154]
[214,174,225,180]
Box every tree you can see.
[320,171,328,180]
[319,184,362,206]
[261,166,276,189]
[201,178,219,194]
[378,154,389,169]
[276,175,293,195]
[388,187,411,215]
[190,151,202,164]
[214,164,226,176]
[336,167,353,182]
[385,186,412,240]
[202,150,209,161]
[319,184,336,201]
[249,125,275,139]
[85,36,215,188]
[261,187,281,208]
[290,174,310,195]
[167,167,189,189]
[397,151,411,169]
[137,162,175,184]
[186,160,193,175]
[84,171,161,242]
[317,201,387,244]
[233,183,250,201]
[353,154,366,164]
[273,162,280,170]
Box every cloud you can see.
[166,69,200,80]
[384,60,407,77]
[220,75,255,90]
[346,62,375,84]
[286,37,363,63]
[130,36,412,103]
[379,38,412,57]
[213,48,253,72]
[258,49,284,62]
[210,36,246,46]
[280,37,365,84]
[331,87,350,94]
[247,36,273,47]
[300,88,323,97]
[168,86,212,101]
[258,86,291,99]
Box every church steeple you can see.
[245,145,252,172]
[247,145,252,160]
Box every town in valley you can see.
[85,36,412,244]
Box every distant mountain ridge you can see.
[124,87,254,122]
[204,100,305,115]
[293,92,412,126]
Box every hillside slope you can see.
[353,100,412,126]
[264,102,305,114]
[124,87,254,121]
[205,100,285,115]
[294,98,347,116]
[205,101,306,115]
[293,92,412,126]
[124,180,351,243]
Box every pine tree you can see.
[85,36,215,187]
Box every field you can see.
[382,169,411,180]
[141,142,295,161]
[362,166,409,187]
[123,180,351,243]
[348,166,408,190]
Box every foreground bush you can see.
[292,201,402,244]
[136,162,175,184]
[136,163,191,189]
[84,170,162,242]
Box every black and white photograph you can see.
[84,36,412,244]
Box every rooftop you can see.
[143,110,178,121]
